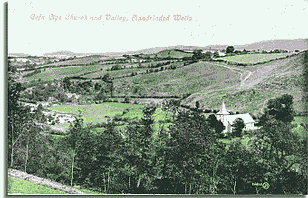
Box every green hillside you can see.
[140,49,193,59]
[113,61,241,97]
[8,178,67,195]
[182,52,306,115]
[216,53,294,64]
[22,64,109,83]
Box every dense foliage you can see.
[8,62,307,195]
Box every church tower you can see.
[216,100,229,127]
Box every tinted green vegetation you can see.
[141,50,193,59]
[83,67,148,78]
[22,64,109,82]
[183,52,305,115]
[217,53,293,64]
[8,178,67,195]
[47,103,144,124]
[114,61,240,97]
[9,49,307,195]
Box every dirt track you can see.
[8,168,86,194]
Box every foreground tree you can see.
[65,118,84,186]
[162,109,219,194]
[247,94,307,194]
[206,114,225,137]
[258,94,295,126]
[231,118,245,137]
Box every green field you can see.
[83,67,148,78]
[114,61,241,97]
[82,61,182,79]
[8,178,67,195]
[217,53,294,64]
[141,50,193,59]
[46,102,170,125]
[22,64,110,82]
[183,53,305,115]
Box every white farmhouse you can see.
[216,100,255,133]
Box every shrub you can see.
[124,96,130,103]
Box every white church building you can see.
[216,101,255,133]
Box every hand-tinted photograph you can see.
[6,0,308,195]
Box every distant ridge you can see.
[9,39,308,57]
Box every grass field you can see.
[8,178,67,195]
[217,53,294,64]
[183,53,305,115]
[22,64,110,82]
[141,50,193,59]
[114,61,241,97]
[82,67,148,78]
[46,102,170,125]
[46,102,173,135]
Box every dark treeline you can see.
[8,64,307,194]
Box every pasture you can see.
[8,178,67,195]
[22,64,110,82]
[141,50,193,59]
[114,61,241,97]
[82,67,148,79]
[217,53,294,64]
[46,102,170,126]
[183,53,305,115]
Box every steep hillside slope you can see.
[113,61,241,97]
[182,52,306,115]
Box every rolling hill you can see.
[182,51,306,116]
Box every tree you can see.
[248,120,306,194]
[213,51,219,58]
[192,49,203,60]
[247,94,307,194]
[231,118,245,137]
[206,114,225,137]
[195,101,200,109]
[8,71,32,168]
[162,109,223,194]
[65,117,84,186]
[63,77,70,90]
[226,46,235,54]
[204,51,212,60]
[124,96,130,103]
[259,94,295,126]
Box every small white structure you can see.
[216,100,255,133]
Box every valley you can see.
[8,45,307,195]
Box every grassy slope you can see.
[141,50,193,59]
[8,178,67,195]
[217,53,294,64]
[182,53,305,115]
[82,60,179,79]
[114,61,241,97]
[22,64,110,82]
[83,67,148,78]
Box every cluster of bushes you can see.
[180,104,214,113]
[23,69,42,77]
[112,95,180,99]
